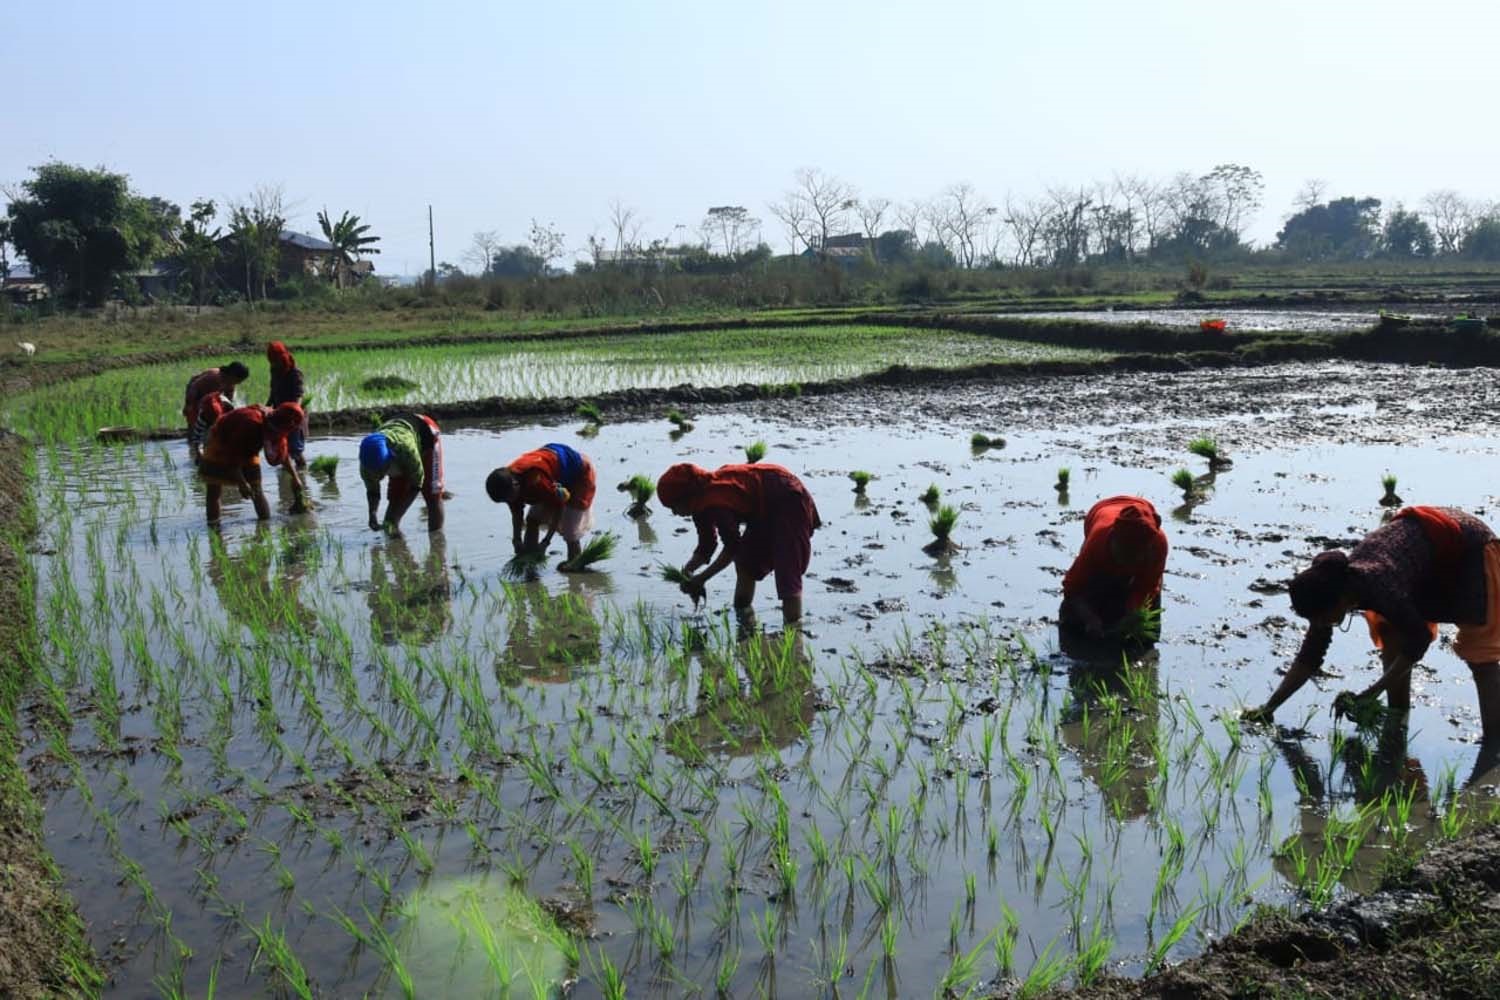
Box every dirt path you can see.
[0,431,99,997]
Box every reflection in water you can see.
[494,578,606,685]
[207,522,316,632]
[928,554,958,595]
[634,517,659,548]
[665,627,818,762]
[368,536,452,647]
[1056,642,1161,821]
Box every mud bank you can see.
[1039,822,1500,999]
[0,430,98,998]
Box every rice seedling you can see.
[1171,467,1195,499]
[1188,436,1231,469]
[1380,472,1402,507]
[566,531,617,571]
[970,432,1004,451]
[661,564,703,606]
[1117,604,1162,645]
[665,408,694,433]
[617,474,655,516]
[503,549,549,581]
[924,504,960,556]
[919,483,940,505]
[744,440,767,463]
[360,374,420,394]
[308,455,339,479]
[1055,466,1070,492]
[577,401,604,425]
[849,470,873,493]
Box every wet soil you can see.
[1041,822,1500,1000]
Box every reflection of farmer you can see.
[664,630,818,763]
[207,522,315,631]
[184,361,249,462]
[265,341,307,468]
[368,535,453,647]
[361,413,445,535]
[198,403,307,523]
[1057,649,1161,820]
[484,444,597,570]
[1246,507,1500,742]
[656,463,821,627]
[494,581,604,685]
[1059,496,1168,640]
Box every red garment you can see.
[183,368,232,423]
[201,405,298,469]
[686,465,818,600]
[1062,495,1169,615]
[509,448,596,510]
[267,341,295,375]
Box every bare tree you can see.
[936,183,995,268]
[1002,195,1047,268]
[1292,178,1329,212]
[1202,163,1264,240]
[895,199,929,244]
[1422,189,1475,255]
[767,192,814,255]
[528,219,566,274]
[774,167,857,253]
[702,206,759,256]
[855,197,891,242]
[607,198,644,256]
[466,230,501,276]
[1041,186,1095,267]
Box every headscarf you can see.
[267,341,295,375]
[1111,503,1162,547]
[360,432,393,475]
[263,403,304,465]
[657,463,712,512]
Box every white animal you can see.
[17,341,36,359]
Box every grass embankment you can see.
[1,324,1105,442]
[0,431,100,997]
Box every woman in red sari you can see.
[1060,495,1169,640]
[197,403,307,523]
[656,463,820,625]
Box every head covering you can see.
[657,463,711,512]
[1289,550,1351,619]
[360,432,392,475]
[267,341,295,375]
[1111,503,1161,547]
[266,401,304,434]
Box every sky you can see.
[6,0,1499,274]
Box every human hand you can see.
[1241,705,1274,725]
[369,516,382,531]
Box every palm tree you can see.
[317,208,381,289]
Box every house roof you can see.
[821,233,869,250]
[279,230,334,251]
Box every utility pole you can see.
[427,205,436,290]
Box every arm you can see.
[682,512,723,574]
[364,476,382,530]
[509,500,525,552]
[690,512,740,584]
[1245,622,1333,721]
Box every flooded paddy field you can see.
[1009,308,1424,334]
[22,360,1500,997]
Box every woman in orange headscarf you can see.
[197,403,308,523]
[1060,495,1169,640]
[265,341,307,468]
[657,462,820,625]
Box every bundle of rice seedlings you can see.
[566,531,617,571]
[971,432,1004,451]
[1188,436,1231,469]
[1117,604,1162,645]
[661,564,703,606]
[849,470,873,493]
[617,474,655,516]
[502,549,548,581]
[924,504,960,555]
[1171,468,1195,498]
[1056,467,1070,491]
[920,483,941,505]
[1379,473,1402,507]
[744,440,767,463]
[666,409,693,431]
[309,455,339,478]
[577,401,604,425]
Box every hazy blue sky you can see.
[6,0,1498,273]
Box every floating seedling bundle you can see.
[970,432,1004,452]
[567,531,617,571]
[924,504,961,555]
[849,470,873,494]
[1188,437,1231,470]
[617,474,655,517]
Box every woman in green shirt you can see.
[359,413,446,535]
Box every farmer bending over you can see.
[656,462,821,626]
[266,341,307,468]
[197,403,306,523]
[1060,495,1169,641]
[184,361,250,462]
[485,443,597,570]
[1244,506,1500,742]
[360,413,446,536]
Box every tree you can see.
[934,183,995,268]
[769,168,856,254]
[528,220,566,274]
[1001,196,1047,268]
[0,218,11,281]
[1292,178,1329,212]
[170,199,222,307]
[489,245,546,278]
[855,197,891,257]
[607,199,643,256]
[702,206,758,256]
[1422,190,1475,255]
[767,191,813,255]
[5,162,168,304]
[1381,205,1435,259]
[466,230,501,276]
[1462,215,1500,261]
[1275,196,1382,261]
[1040,186,1094,267]
[1201,163,1264,241]
[874,229,917,266]
[227,185,287,302]
[317,208,380,288]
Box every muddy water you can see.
[1012,308,1434,333]
[23,360,1500,997]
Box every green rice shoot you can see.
[745,440,767,463]
[920,483,940,505]
[1056,467,1070,488]
[1188,437,1220,463]
[1382,473,1398,493]
[1118,604,1162,644]
[849,470,873,493]
[502,549,549,581]
[660,565,693,586]
[309,455,339,478]
[577,401,604,425]
[618,474,655,507]
[569,531,617,571]
[1171,468,1195,495]
[930,504,959,541]
[666,409,692,429]
[971,432,1001,450]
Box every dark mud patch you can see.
[1037,823,1500,1000]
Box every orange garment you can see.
[1061,495,1169,613]
[509,447,596,510]
[200,404,301,469]
[658,462,770,518]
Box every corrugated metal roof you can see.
[279,230,334,251]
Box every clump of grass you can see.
[617,474,655,517]
[309,455,339,478]
[924,504,960,555]
[1171,468,1195,498]
[502,550,548,582]
[920,484,940,506]
[1188,436,1230,469]
[1117,605,1162,645]
[666,409,693,432]
[744,440,767,463]
[360,375,420,394]
[970,432,1004,451]
[849,470,873,493]
[1055,467,1070,491]
[577,401,604,425]
[1380,473,1402,507]
[566,532,617,571]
